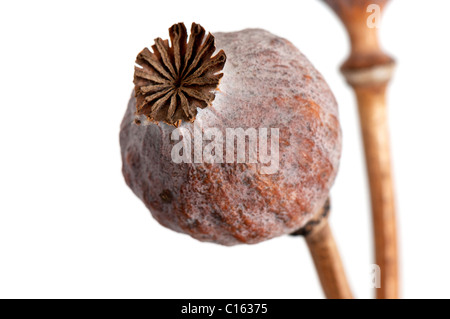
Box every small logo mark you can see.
[170,124,280,175]
[367,4,381,29]
[370,264,381,288]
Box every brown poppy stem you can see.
[323,0,399,299]
[306,223,353,299]
[294,199,353,299]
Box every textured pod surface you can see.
[120,29,341,246]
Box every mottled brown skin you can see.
[120,29,342,246]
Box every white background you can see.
[1,0,449,299]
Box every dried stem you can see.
[295,200,353,299]
[306,223,353,299]
[323,0,399,299]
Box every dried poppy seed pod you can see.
[120,23,342,246]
